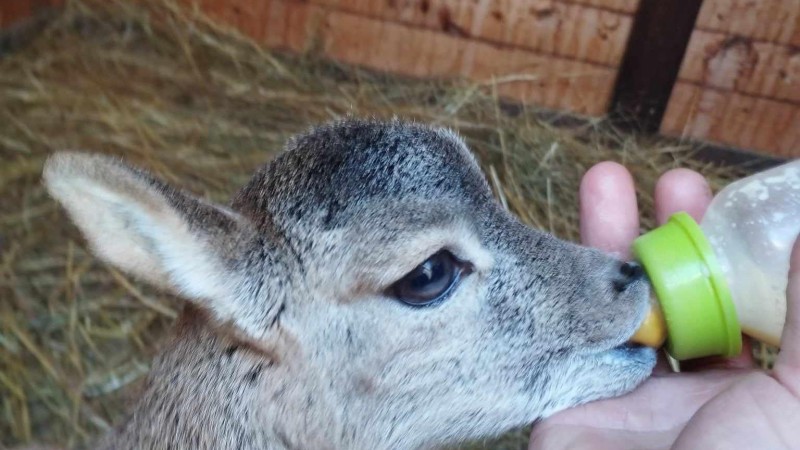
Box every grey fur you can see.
[42,118,656,450]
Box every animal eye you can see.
[390,250,464,306]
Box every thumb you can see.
[774,235,800,390]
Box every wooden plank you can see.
[695,0,800,46]
[328,12,463,77]
[195,0,270,41]
[577,0,639,13]
[188,0,316,51]
[662,82,800,157]
[191,0,616,115]
[254,0,317,51]
[678,29,800,103]
[609,0,703,132]
[312,0,633,66]
[319,9,616,115]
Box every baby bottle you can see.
[629,159,800,360]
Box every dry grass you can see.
[0,1,777,448]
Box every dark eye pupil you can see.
[392,250,460,306]
[409,258,447,291]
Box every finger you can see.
[654,168,713,224]
[537,370,746,431]
[579,162,639,259]
[775,236,800,390]
[529,423,679,450]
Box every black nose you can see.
[614,262,643,293]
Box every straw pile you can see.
[0,1,776,448]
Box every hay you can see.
[0,1,776,448]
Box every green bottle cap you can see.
[632,212,742,360]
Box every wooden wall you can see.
[3,0,799,157]
[193,0,640,117]
[661,0,800,157]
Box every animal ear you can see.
[43,152,266,338]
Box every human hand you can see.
[529,162,800,449]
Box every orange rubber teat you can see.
[630,296,667,348]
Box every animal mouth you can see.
[611,341,645,352]
[604,340,656,367]
[583,338,650,360]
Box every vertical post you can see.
[610,0,704,132]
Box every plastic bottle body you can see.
[700,160,800,347]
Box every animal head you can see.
[43,119,655,449]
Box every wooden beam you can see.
[609,0,703,132]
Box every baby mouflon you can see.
[43,118,655,449]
